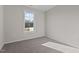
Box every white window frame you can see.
[24,11,35,32]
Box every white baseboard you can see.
[0,43,4,51]
[46,34,79,49]
[5,35,45,44]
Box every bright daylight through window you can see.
[24,11,34,32]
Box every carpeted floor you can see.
[0,37,76,53]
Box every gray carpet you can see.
[0,37,74,53]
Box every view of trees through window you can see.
[24,11,34,31]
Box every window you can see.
[24,11,34,32]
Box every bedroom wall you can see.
[4,5,45,43]
[46,5,79,48]
[0,5,4,49]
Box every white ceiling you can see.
[27,5,56,12]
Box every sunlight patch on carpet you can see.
[42,42,79,53]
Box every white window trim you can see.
[24,11,36,33]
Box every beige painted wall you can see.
[46,5,79,48]
[0,5,4,49]
[4,5,45,43]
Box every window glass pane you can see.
[24,11,34,32]
[25,12,30,17]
